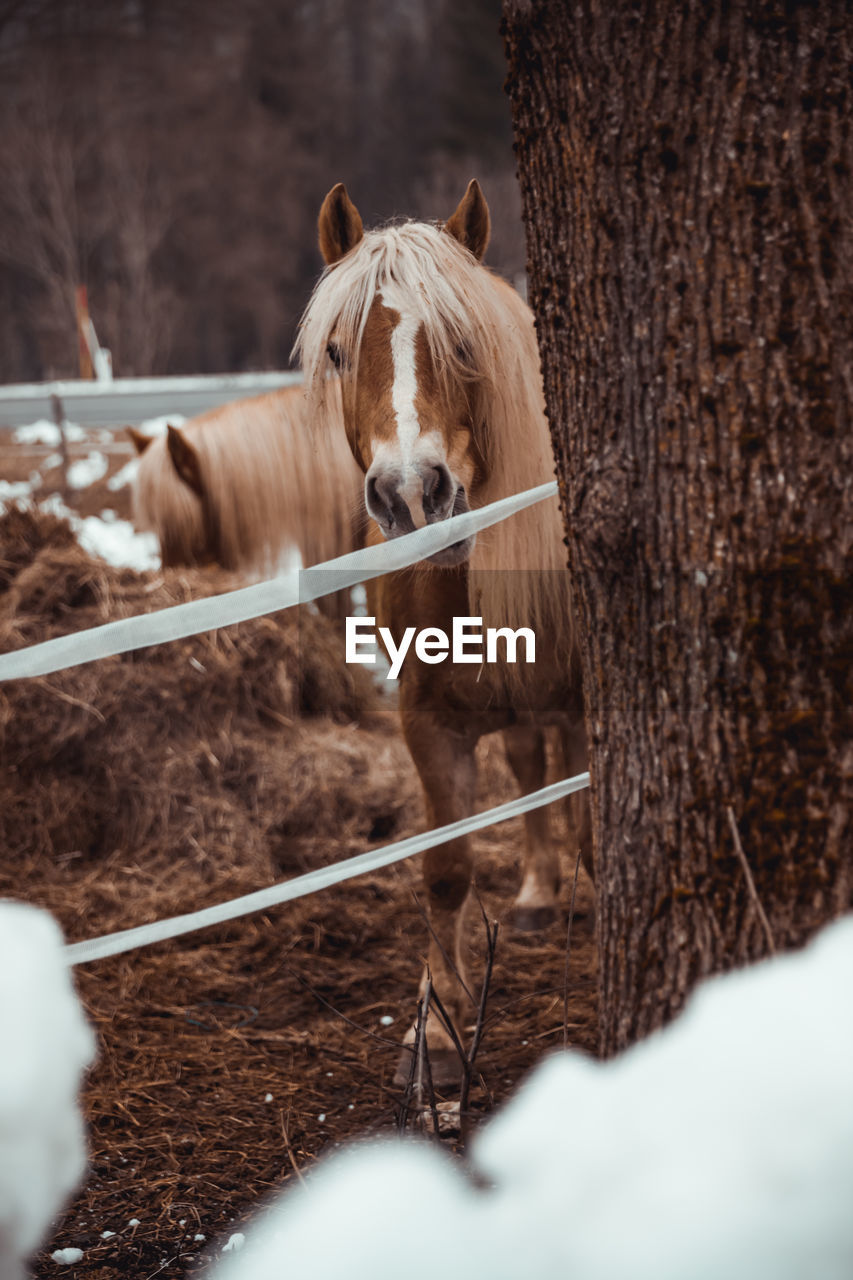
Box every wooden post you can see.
[50,393,70,501]
[75,285,94,380]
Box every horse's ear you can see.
[444,179,490,261]
[166,424,204,497]
[127,426,152,455]
[318,183,364,265]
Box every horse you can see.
[128,385,363,616]
[296,180,590,1085]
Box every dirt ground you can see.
[31,796,597,1280]
[0,429,598,1280]
[0,423,136,523]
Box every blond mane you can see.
[295,222,570,644]
[132,384,363,578]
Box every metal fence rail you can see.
[0,371,302,429]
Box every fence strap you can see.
[1,482,558,682]
[64,770,590,967]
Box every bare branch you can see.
[726,806,777,956]
[563,847,583,1049]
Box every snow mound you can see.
[137,414,185,437]
[12,421,86,446]
[51,1247,84,1265]
[66,452,109,489]
[32,494,160,571]
[213,915,853,1280]
[75,513,159,571]
[0,480,34,506]
[215,1141,473,1280]
[106,458,139,492]
[0,903,95,1276]
[3,415,175,569]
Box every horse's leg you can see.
[503,724,562,931]
[396,699,478,1089]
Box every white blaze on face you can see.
[375,287,433,529]
[387,300,421,459]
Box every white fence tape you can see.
[3,475,579,968]
[64,770,590,967]
[0,482,559,682]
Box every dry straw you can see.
[0,507,598,1280]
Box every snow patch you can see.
[0,479,34,504]
[138,413,186,436]
[211,917,853,1280]
[16,492,161,571]
[0,904,95,1277]
[77,515,159,570]
[67,452,109,489]
[107,457,139,491]
[51,1247,84,1265]
[13,420,86,446]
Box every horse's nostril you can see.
[367,465,455,533]
[365,469,399,529]
[423,463,454,513]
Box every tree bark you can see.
[503,0,853,1055]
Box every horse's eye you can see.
[455,340,474,366]
[327,340,344,370]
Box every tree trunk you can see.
[503,0,853,1055]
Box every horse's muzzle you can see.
[365,464,475,565]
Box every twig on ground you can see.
[396,991,424,1133]
[563,847,583,1049]
[35,679,107,722]
[726,805,776,956]
[280,1109,307,1187]
[416,979,442,1140]
[459,906,498,1129]
[397,988,437,1134]
[144,1254,186,1280]
[284,963,402,1050]
[424,903,498,1141]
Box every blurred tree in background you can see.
[0,0,523,380]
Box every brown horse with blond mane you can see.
[297,180,590,1085]
[128,385,363,616]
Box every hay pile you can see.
[0,507,599,1280]
[0,506,414,938]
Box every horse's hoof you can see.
[393,1046,463,1091]
[511,903,558,932]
